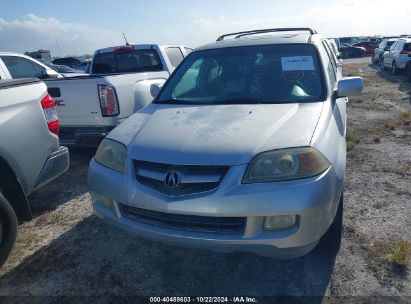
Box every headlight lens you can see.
[95,139,126,173]
[243,147,330,183]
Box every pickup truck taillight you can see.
[98,85,119,116]
[41,94,59,135]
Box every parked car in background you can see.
[0,52,61,79]
[74,60,91,72]
[381,38,411,74]
[406,61,411,82]
[25,49,52,62]
[0,78,69,266]
[52,57,83,68]
[372,38,398,64]
[338,37,360,45]
[351,41,378,55]
[47,63,83,74]
[38,59,86,76]
[88,28,363,259]
[339,43,366,58]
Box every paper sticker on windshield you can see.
[281,56,315,71]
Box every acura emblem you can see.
[165,171,181,188]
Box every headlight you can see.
[95,139,126,173]
[243,147,330,183]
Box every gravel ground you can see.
[0,58,409,301]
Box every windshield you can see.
[156,44,326,105]
[92,49,163,74]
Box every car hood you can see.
[119,103,324,166]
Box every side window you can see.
[404,43,411,52]
[1,56,44,79]
[322,42,337,87]
[324,41,338,67]
[322,42,337,83]
[165,47,184,67]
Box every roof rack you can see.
[216,28,318,42]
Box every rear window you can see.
[157,44,326,105]
[92,49,163,75]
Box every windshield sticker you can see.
[281,56,315,71]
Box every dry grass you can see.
[346,130,361,151]
[390,240,411,268]
[381,111,411,130]
[345,226,410,289]
[364,239,410,288]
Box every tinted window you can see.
[92,49,163,74]
[387,41,395,47]
[1,56,44,78]
[404,43,411,51]
[157,44,325,105]
[165,47,184,67]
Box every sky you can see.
[0,0,410,56]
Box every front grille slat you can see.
[119,204,245,234]
[134,160,229,196]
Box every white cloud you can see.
[192,0,411,43]
[0,14,122,56]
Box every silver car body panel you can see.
[88,31,354,258]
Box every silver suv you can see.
[88,28,363,258]
[381,37,411,74]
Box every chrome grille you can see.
[134,160,229,196]
[119,204,246,234]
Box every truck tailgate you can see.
[102,71,169,120]
[45,77,106,127]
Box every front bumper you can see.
[33,146,70,190]
[88,159,343,258]
[59,126,114,147]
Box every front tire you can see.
[318,191,343,257]
[0,192,18,267]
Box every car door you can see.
[400,42,411,69]
[0,55,45,79]
[384,42,397,67]
[395,41,406,68]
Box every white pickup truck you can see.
[0,45,192,147]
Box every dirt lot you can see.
[0,58,410,301]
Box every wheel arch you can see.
[0,156,32,223]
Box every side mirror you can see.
[336,77,363,97]
[384,46,390,51]
[42,69,60,79]
[150,83,163,98]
